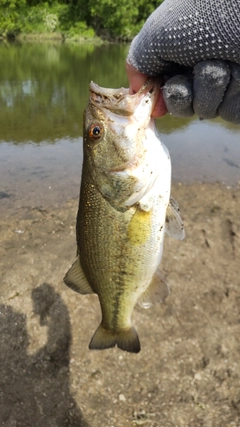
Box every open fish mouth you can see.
[89,80,160,116]
[86,80,161,176]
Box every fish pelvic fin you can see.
[63,257,94,295]
[165,196,185,240]
[89,324,141,353]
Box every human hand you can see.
[127,0,240,124]
[126,63,167,117]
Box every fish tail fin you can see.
[117,327,141,353]
[89,323,141,353]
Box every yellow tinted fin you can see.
[64,258,94,295]
[138,269,170,309]
[89,324,140,353]
[165,196,185,240]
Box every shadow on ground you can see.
[0,283,88,427]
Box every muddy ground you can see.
[0,182,240,427]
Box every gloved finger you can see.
[163,61,231,120]
[218,63,240,124]
[162,75,194,117]
[193,60,230,119]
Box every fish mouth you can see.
[88,80,160,174]
[89,80,160,116]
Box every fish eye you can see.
[88,123,104,141]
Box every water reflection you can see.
[0,41,239,214]
[0,42,129,143]
[161,119,240,184]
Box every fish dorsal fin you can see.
[138,269,170,309]
[64,258,94,295]
[165,196,185,240]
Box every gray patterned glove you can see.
[127,0,240,123]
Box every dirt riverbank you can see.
[0,182,240,427]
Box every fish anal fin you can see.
[64,258,94,295]
[165,196,185,240]
[138,269,170,309]
[89,324,140,353]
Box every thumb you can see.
[126,63,167,117]
[126,63,148,94]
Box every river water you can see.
[0,42,239,214]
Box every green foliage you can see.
[44,13,59,32]
[137,0,164,27]
[16,3,69,34]
[19,5,47,33]
[88,0,139,38]
[84,0,164,38]
[0,0,164,40]
[0,0,26,36]
[0,0,26,8]
[67,22,95,39]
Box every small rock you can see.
[194,373,202,381]
[119,393,126,402]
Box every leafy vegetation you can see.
[0,0,163,40]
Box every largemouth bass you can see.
[64,80,185,353]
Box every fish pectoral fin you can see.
[165,196,185,240]
[138,269,170,309]
[63,258,94,295]
[89,324,140,353]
